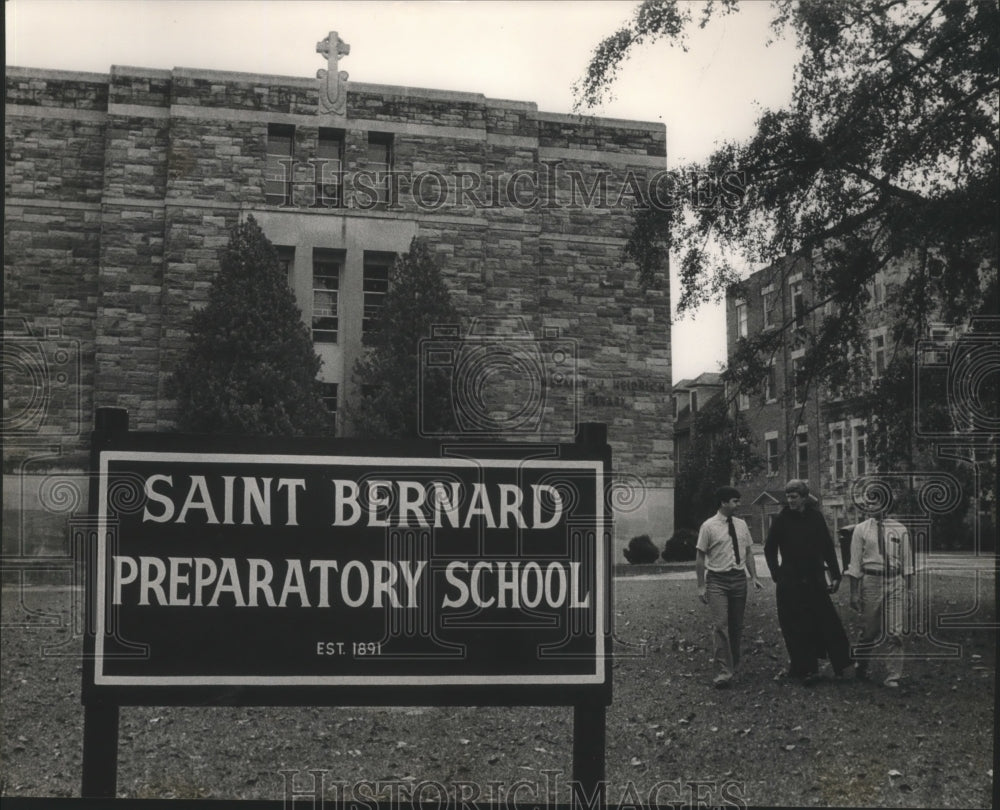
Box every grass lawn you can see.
[1,570,995,807]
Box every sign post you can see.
[82,408,611,799]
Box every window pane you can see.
[763,290,775,327]
[365,133,393,204]
[791,282,805,329]
[317,128,344,207]
[321,382,338,415]
[266,124,294,205]
[275,246,295,285]
[313,249,342,343]
[792,358,805,404]
[363,252,394,336]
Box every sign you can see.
[86,435,610,704]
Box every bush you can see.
[661,528,698,562]
[623,534,660,564]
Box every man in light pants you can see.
[847,508,914,687]
[696,486,762,688]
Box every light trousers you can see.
[706,569,748,679]
[856,574,905,681]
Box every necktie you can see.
[727,516,741,565]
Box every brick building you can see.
[4,48,674,562]
[724,257,828,541]
[671,372,724,477]
[725,254,973,543]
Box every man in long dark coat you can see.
[764,479,851,682]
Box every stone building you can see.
[4,41,673,564]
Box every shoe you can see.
[713,675,733,689]
[884,678,899,688]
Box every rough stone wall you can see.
[5,66,674,551]
[5,71,108,464]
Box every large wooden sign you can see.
[85,427,611,706]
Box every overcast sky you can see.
[6,0,800,383]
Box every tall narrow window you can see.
[854,425,867,476]
[762,288,777,328]
[366,132,393,204]
[792,356,806,405]
[738,392,750,411]
[362,251,394,337]
[265,123,294,206]
[766,434,780,478]
[832,428,845,481]
[871,333,886,379]
[765,364,777,403]
[316,128,344,208]
[790,281,805,329]
[690,391,699,414]
[736,300,748,338]
[320,382,338,431]
[275,246,295,286]
[312,248,342,343]
[796,430,809,480]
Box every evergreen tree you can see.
[349,238,460,439]
[172,215,334,436]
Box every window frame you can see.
[364,132,394,206]
[265,123,295,206]
[765,431,780,478]
[362,250,395,338]
[315,127,345,209]
[795,428,809,480]
[311,248,343,344]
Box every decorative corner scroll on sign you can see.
[317,31,350,116]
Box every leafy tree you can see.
[674,394,762,530]
[577,0,997,535]
[576,0,998,407]
[348,238,460,439]
[172,215,334,436]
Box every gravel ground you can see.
[1,570,995,807]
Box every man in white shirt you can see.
[696,486,762,688]
[847,510,914,687]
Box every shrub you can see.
[623,534,660,564]
[661,528,698,562]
